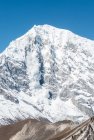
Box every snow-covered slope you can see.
[0,25,94,124]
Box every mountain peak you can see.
[27,24,71,35]
[3,24,94,61]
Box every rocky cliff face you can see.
[0,25,94,124]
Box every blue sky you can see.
[0,0,94,52]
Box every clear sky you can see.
[0,0,94,52]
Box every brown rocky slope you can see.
[0,117,94,140]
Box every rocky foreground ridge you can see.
[0,117,94,140]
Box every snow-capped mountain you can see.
[0,24,94,124]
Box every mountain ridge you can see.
[0,117,94,140]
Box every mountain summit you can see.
[0,25,94,124]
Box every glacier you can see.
[0,24,94,124]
